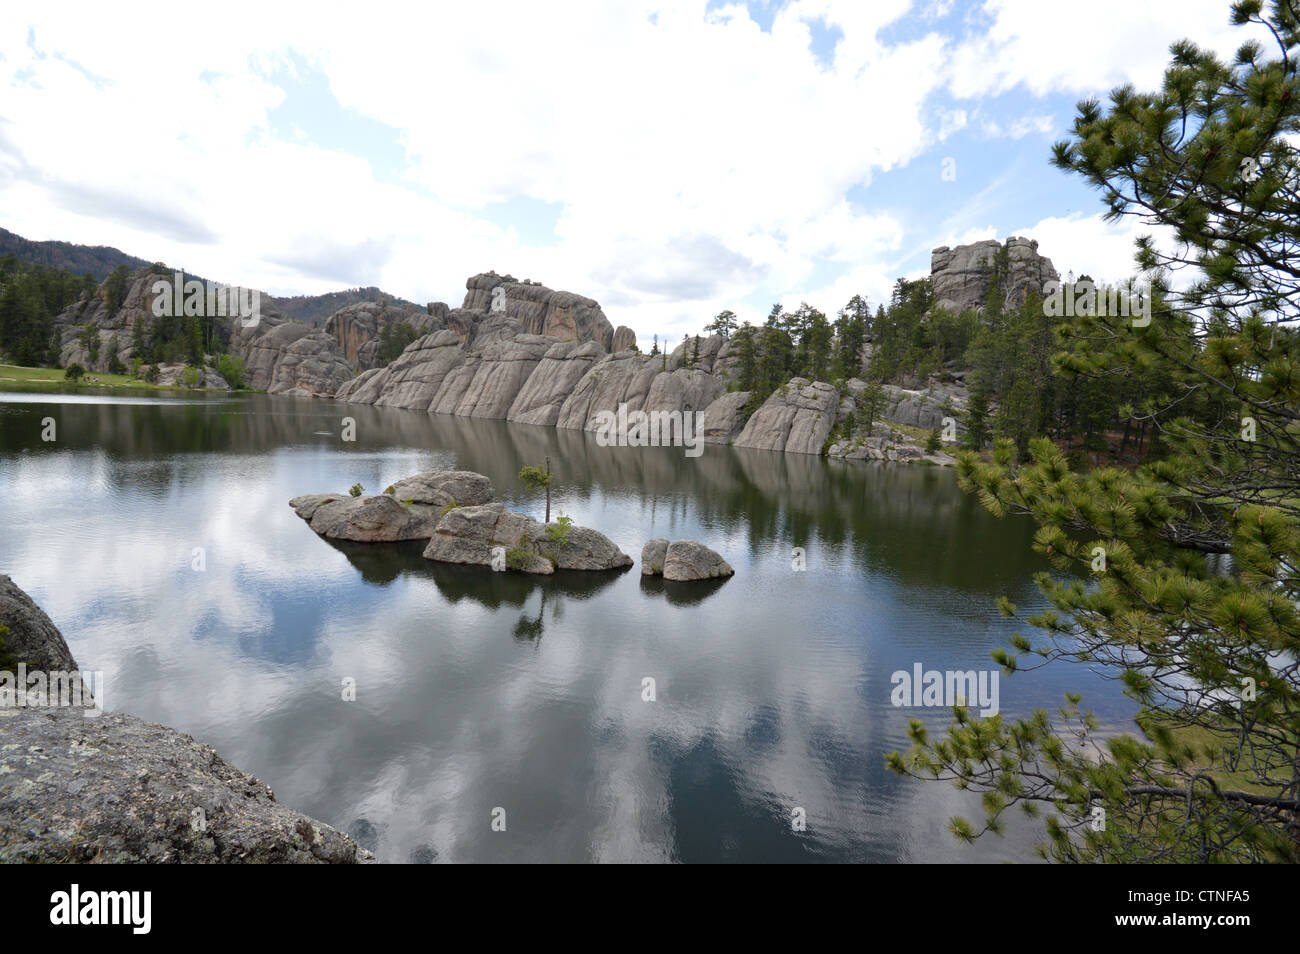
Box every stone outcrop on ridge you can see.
[325,300,441,370]
[930,236,1059,314]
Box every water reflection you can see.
[0,391,1135,862]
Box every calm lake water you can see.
[0,388,1136,862]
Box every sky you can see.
[0,0,1273,348]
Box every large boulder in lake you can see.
[422,503,632,573]
[556,526,635,572]
[641,538,669,576]
[289,470,494,542]
[641,540,735,581]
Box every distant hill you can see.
[269,287,422,327]
[0,227,152,280]
[0,226,421,327]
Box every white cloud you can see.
[0,1,952,340]
[0,0,1263,345]
[978,113,1055,140]
[1016,212,1151,285]
[946,0,1274,98]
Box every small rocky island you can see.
[291,470,734,582]
[290,470,633,574]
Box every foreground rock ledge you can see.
[641,539,734,581]
[0,708,373,863]
[0,575,372,864]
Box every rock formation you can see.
[328,272,625,413]
[641,539,669,576]
[48,239,1056,470]
[732,379,839,455]
[421,502,632,573]
[52,265,361,396]
[640,540,735,581]
[290,471,494,541]
[612,326,638,352]
[700,391,752,445]
[325,300,440,370]
[506,341,604,426]
[0,575,80,674]
[229,315,356,396]
[55,268,158,373]
[823,378,963,464]
[0,575,371,864]
[461,272,616,349]
[149,363,230,389]
[289,470,631,573]
[930,236,1059,314]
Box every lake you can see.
[0,388,1136,862]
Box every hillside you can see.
[0,226,415,328]
[270,287,421,328]
[0,227,151,280]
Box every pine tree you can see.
[705,309,737,339]
[891,0,1300,863]
[733,323,756,392]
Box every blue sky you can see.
[0,0,1270,346]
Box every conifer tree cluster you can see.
[889,0,1300,862]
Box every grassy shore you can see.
[0,364,202,392]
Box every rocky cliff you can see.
[328,274,968,461]
[55,267,161,374]
[930,236,1059,314]
[46,240,1048,466]
[0,575,371,863]
[325,300,440,370]
[52,265,359,396]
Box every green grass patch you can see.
[1142,714,1290,797]
[0,364,194,392]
